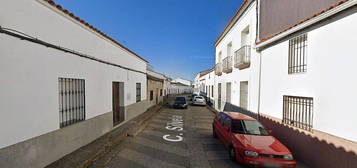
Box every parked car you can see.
[192,96,206,106]
[190,93,198,101]
[173,96,188,109]
[212,112,296,168]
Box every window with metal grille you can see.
[58,78,85,128]
[150,90,153,100]
[136,83,141,102]
[288,34,307,74]
[212,86,214,97]
[283,96,313,131]
[218,83,222,109]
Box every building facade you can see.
[214,0,260,113]
[0,0,150,167]
[147,70,165,107]
[204,0,357,167]
[193,68,215,104]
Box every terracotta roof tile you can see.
[44,0,148,63]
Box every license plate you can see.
[263,163,281,168]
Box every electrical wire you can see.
[0,25,147,75]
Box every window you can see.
[218,83,222,109]
[289,34,307,74]
[240,81,248,109]
[226,82,231,103]
[136,83,141,102]
[217,113,225,125]
[232,120,269,136]
[227,42,232,57]
[212,86,214,97]
[223,116,232,128]
[58,78,85,128]
[231,120,244,133]
[160,89,163,96]
[283,96,313,131]
[150,90,153,101]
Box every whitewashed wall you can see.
[214,2,260,112]
[260,10,357,142]
[0,0,147,149]
[173,78,192,86]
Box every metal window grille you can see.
[59,78,85,128]
[283,96,313,131]
[150,90,153,100]
[218,83,222,109]
[212,86,214,97]
[289,34,307,74]
[136,83,141,102]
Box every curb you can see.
[127,105,163,137]
[206,105,219,115]
[46,104,163,168]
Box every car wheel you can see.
[212,127,217,138]
[229,147,236,162]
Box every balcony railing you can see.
[215,62,222,76]
[234,45,251,70]
[222,56,233,73]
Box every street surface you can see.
[90,95,307,168]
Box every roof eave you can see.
[256,0,355,50]
[41,0,149,63]
[214,0,254,47]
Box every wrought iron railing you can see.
[222,56,233,73]
[215,62,222,76]
[234,45,251,69]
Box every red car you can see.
[212,112,296,168]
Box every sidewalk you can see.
[46,104,163,168]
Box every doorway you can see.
[156,88,159,104]
[113,82,124,126]
[240,81,248,110]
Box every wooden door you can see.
[113,82,120,125]
[156,88,159,104]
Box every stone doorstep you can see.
[46,104,163,168]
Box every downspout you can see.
[256,0,262,121]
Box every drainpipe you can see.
[256,0,262,121]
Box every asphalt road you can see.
[90,96,308,168]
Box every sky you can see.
[55,0,243,81]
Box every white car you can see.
[192,96,206,106]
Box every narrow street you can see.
[89,97,240,168]
[89,96,307,168]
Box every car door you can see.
[221,116,232,146]
[214,113,226,140]
[231,120,245,154]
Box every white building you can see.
[208,0,357,167]
[0,0,150,167]
[214,0,260,113]
[257,0,357,142]
[193,68,215,104]
[172,77,192,86]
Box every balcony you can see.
[215,62,222,76]
[222,56,233,73]
[234,45,251,70]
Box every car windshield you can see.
[231,120,269,136]
[195,97,203,99]
[175,97,186,102]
